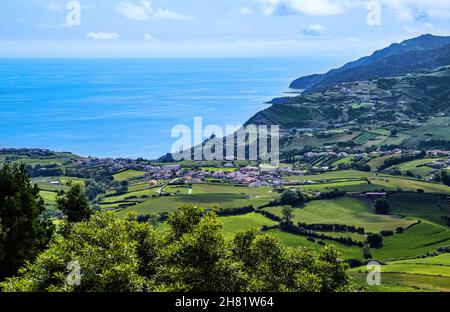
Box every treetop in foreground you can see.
[1,205,353,292]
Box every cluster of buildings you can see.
[142,164,305,187]
[74,148,450,188]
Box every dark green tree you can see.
[1,206,354,292]
[439,171,450,187]
[57,184,91,223]
[367,233,383,248]
[0,164,54,280]
[374,199,390,215]
[280,189,306,206]
[282,206,294,223]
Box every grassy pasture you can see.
[128,182,154,192]
[220,213,278,235]
[113,169,147,181]
[350,254,450,292]
[389,192,450,216]
[353,132,380,145]
[371,221,450,261]
[289,170,450,194]
[59,176,85,187]
[372,176,450,194]
[39,190,58,210]
[264,229,363,260]
[403,117,450,146]
[114,184,279,216]
[331,156,353,167]
[287,170,373,182]
[296,180,382,193]
[388,158,445,177]
[349,272,450,292]
[367,154,401,171]
[263,198,415,233]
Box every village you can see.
[73,147,450,189]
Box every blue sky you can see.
[1,0,450,58]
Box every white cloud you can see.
[256,0,450,19]
[144,33,156,42]
[87,32,121,40]
[258,0,345,16]
[116,0,152,20]
[380,0,450,20]
[116,1,193,21]
[302,24,325,36]
[153,9,193,20]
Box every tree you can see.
[84,179,107,201]
[439,171,450,187]
[280,189,306,206]
[57,184,91,223]
[367,233,383,248]
[374,199,390,215]
[282,206,294,224]
[0,164,54,280]
[2,206,354,292]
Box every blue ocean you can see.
[0,58,342,159]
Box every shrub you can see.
[380,230,394,237]
[367,233,383,248]
[280,189,306,206]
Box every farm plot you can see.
[113,169,147,181]
[349,254,450,292]
[220,213,278,235]
[263,197,416,233]
[113,184,279,216]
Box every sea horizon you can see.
[0,57,346,159]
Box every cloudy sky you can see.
[1,0,450,58]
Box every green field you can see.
[59,176,85,186]
[389,192,450,225]
[0,154,76,166]
[220,213,278,235]
[388,158,445,178]
[296,180,381,193]
[264,197,416,233]
[112,183,279,216]
[350,254,450,292]
[371,221,450,260]
[371,176,450,194]
[113,169,147,181]
[367,154,401,171]
[264,229,364,260]
[287,170,450,194]
[353,132,380,145]
[287,170,373,182]
[349,272,450,292]
[331,156,354,167]
[39,190,58,210]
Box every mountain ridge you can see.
[290,34,450,93]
